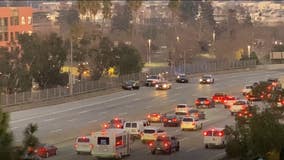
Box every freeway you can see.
[9,68,284,160]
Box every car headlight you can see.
[155,84,159,88]
[199,79,202,82]
[207,79,210,82]
[163,84,167,88]
[177,76,180,79]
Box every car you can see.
[245,93,261,101]
[123,120,150,138]
[147,113,163,123]
[229,100,251,116]
[242,85,253,95]
[188,109,205,120]
[223,96,238,109]
[17,146,42,160]
[175,104,191,115]
[162,114,181,127]
[145,75,161,87]
[74,136,93,154]
[176,74,188,83]
[203,128,226,148]
[121,80,140,90]
[180,117,203,131]
[155,81,172,90]
[276,98,284,107]
[259,81,275,93]
[103,117,125,129]
[195,97,215,108]
[267,78,281,88]
[34,144,57,158]
[199,75,214,84]
[141,127,166,142]
[212,93,227,104]
[236,110,253,123]
[148,135,180,155]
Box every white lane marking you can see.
[11,93,136,124]
[118,112,128,116]
[50,129,63,133]
[11,126,19,130]
[78,109,93,114]
[175,86,183,90]
[169,99,176,103]
[43,118,57,122]
[202,120,209,123]
[173,93,180,96]
[187,148,195,152]
[145,106,153,109]
[87,119,98,124]
[101,111,107,114]
[134,98,141,101]
[67,118,77,122]
[180,137,188,141]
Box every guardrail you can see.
[0,60,256,107]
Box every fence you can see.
[147,60,256,75]
[0,60,256,107]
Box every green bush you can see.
[226,139,242,158]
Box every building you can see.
[0,7,32,49]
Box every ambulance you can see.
[203,128,226,148]
[91,129,131,159]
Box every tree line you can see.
[0,33,143,93]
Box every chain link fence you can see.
[0,60,256,107]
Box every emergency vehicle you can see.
[91,129,131,159]
[203,128,226,148]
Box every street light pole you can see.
[69,39,73,95]
[148,39,151,64]
[176,36,180,72]
[183,51,186,73]
[248,45,251,59]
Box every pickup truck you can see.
[148,135,180,155]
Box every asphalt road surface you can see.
[10,69,284,160]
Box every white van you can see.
[123,120,150,138]
[242,85,252,95]
[91,129,131,159]
[141,127,166,142]
[203,128,226,148]
[74,136,94,154]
